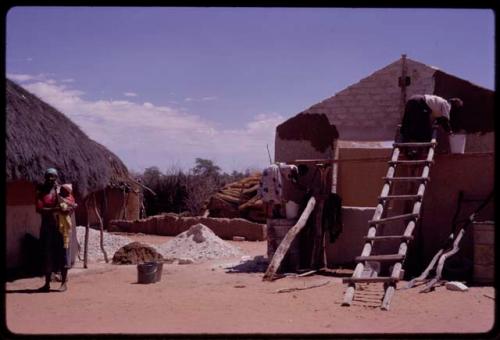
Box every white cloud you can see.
[183,96,218,102]
[7,73,37,82]
[202,96,217,101]
[20,77,284,172]
[124,92,137,97]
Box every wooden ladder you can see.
[341,128,438,310]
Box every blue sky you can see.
[6,7,495,173]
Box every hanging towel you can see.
[259,163,298,203]
[322,193,343,243]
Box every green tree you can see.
[192,158,221,177]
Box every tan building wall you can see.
[77,186,141,228]
[464,132,494,153]
[324,151,494,275]
[326,206,375,265]
[336,147,392,206]
[102,187,141,224]
[6,181,40,269]
[6,181,79,270]
[417,152,494,269]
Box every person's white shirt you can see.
[423,94,451,120]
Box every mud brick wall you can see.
[109,214,267,241]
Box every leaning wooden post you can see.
[93,192,109,263]
[420,228,465,293]
[83,197,90,269]
[263,196,316,281]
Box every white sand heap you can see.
[154,223,242,263]
[76,226,133,263]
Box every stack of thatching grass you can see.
[206,174,265,223]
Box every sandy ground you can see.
[5,234,496,336]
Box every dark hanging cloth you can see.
[322,193,343,243]
[400,95,433,142]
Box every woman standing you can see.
[36,168,69,292]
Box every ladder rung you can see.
[383,177,429,182]
[343,276,399,284]
[369,213,419,224]
[364,235,414,241]
[393,142,436,148]
[388,160,433,165]
[356,254,405,262]
[379,194,422,201]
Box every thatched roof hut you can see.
[6,78,132,198]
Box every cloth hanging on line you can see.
[322,193,343,243]
[258,163,298,204]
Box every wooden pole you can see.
[121,188,127,219]
[83,198,90,269]
[263,196,316,281]
[406,248,445,289]
[93,192,109,263]
[420,229,465,293]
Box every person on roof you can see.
[400,94,463,143]
[35,168,72,292]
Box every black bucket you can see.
[137,261,160,284]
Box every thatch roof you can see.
[6,78,132,198]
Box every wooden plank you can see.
[379,194,422,201]
[297,270,317,277]
[393,142,436,147]
[263,196,316,281]
[291,157,391,164]
[382,177,430,182]
[364,235,413,241]
[388,160,433,165]
[342,277,398,284]
[356,254,405,262]
[369,213,418,224]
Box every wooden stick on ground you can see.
[263,196,316,281]
[275,280,330,293]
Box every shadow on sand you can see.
[5,288,61,294]
[225,255,269,274]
